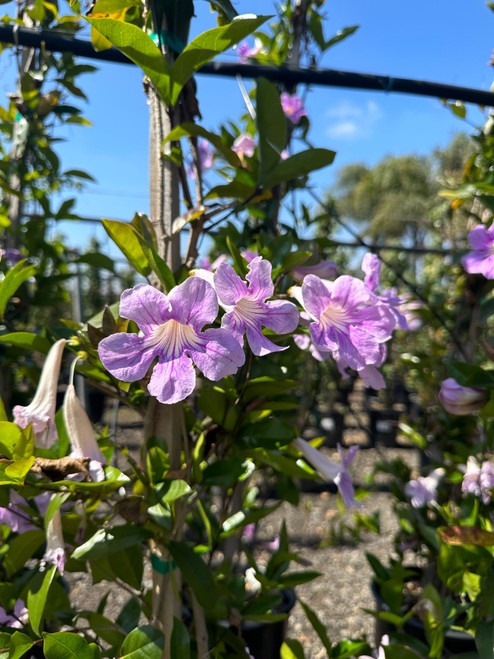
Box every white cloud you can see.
[325,100,382,140]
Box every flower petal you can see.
[148,353,196,404]
[98,333,156,381]
[245,326,287,356]
[262,299,300,335]
[168,277,218,329]
[214,263,248,306]
[301,275,332,319]
[189,328,245,380]
[119,284,171,330]
[245,257,273,301]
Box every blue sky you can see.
[2,0,493,254]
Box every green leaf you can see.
[204,181,256,200]
[476,620,494,659]
[4,530,45,577]
[72,525,153,560]
[0,421,23,459]
[206,0,238,21]
[136,241,176,293]
[4,457,35,483]
[262,148,336,188]
[101,219,151,277]
[256,78,287,182]
[164,123,241,168]
[170,617,190,659]
[9,631,34,659]
[169,15,270,105]
[0,396,6,422]
[0,332,51,353]
[299,600,331,655]
[75,252,115,272]
[226,235,247,277]
[167,541,217,609]
[0,260,37,321]
[28,565,57,636]
[119,625,164,659]
[111,544,144,590]
[12,427,34,462]
[43,631,100,658]
[86,18,171,104]
[325,25,359,50]
[281,639,305,659]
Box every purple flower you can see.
[361,253,408,330]
[0,599,28,629]
[13,338,66,448]
[480,460,494,503]
[186,140,214,178]
[236,40,261,63]
[293,438,360,507]
[462,224,494,278]
[291,260,338,282]
[405,468,444,508]
[0,248,23,266]
[197,254,228,271]
[299,274,395,374]
[280,92,308,124]
[213,257,300,356]
[232,134,256,158]
[0,491,36,534]
[98,279,245,405]
[241,249,258,263]
[438,378,486,415]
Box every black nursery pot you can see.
[221,588,296,659]
[371,579,476,657]
[241,588,296,659]
[369,409,400,448]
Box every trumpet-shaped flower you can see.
[44,505,66,575]
[64,383,105,482]
[405,468,444,508]
[98,279,245,405]
[13,338,66,448]
[361,253,408,330]
[293,438,360,507]
[462,223,494,278]
[280,92,307,124]
[300,274,395,373]
[232,134,256,158]
[462,457,494,504]
[214,257,300,356]
[438,378,486,415]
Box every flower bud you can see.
[438,377,486,415]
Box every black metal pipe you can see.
[1,24,494,106]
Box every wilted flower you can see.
[64,383,106,482]
[280,92,307,124]
[213,257,300,356]
[438,378,486,415]
[405,468,444,508]
[98,279,245,405]
[461,223,494,279]
[232,134,256,158]
[13,338,66,448]
[293,438,360,507]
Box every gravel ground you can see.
[67,386,420,658]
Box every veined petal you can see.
[119,284,171,331]
[214,263,248,306]
[190,328,245,380]
[262,299,300,335]
[98,333,156,382]
[245,257,273,301]
[293,438,341,480]
[245,326,287,356]
[168,277,218,329]
[148,353,196,404]
[332,275,373,310]
[301,275,332,319]
[468,225,491,251]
